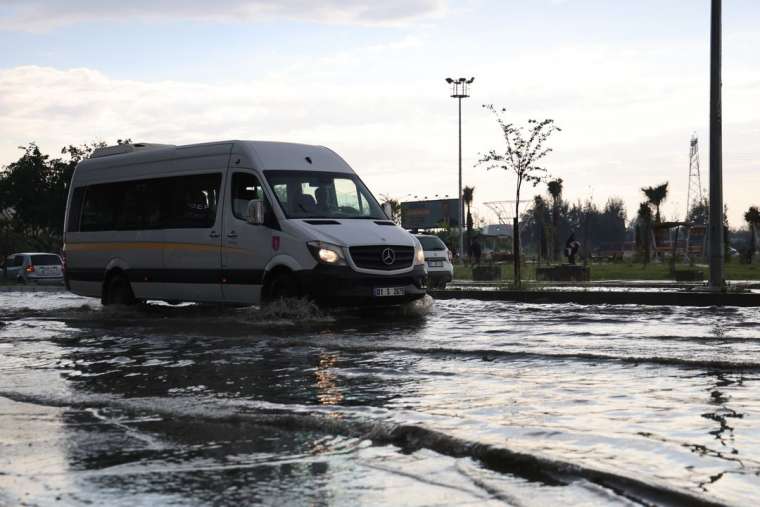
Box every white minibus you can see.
[63,141,427,306]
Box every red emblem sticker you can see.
[272,236,280,251]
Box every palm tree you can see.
[641,182,669,223]
[463,186,475,259]
[637,202,653,265]
[745,206,760,264]
[547,178,563,262]
[532,195,549,263]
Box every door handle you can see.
[227,231,238,238]
[209,231,220,238]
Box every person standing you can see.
[471,236,482,266]
[565,233,580,265]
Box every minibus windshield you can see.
[264,171,386,220]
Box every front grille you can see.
[349,245,414,270]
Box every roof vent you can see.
[90,143,174,159]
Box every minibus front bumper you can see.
[297,264,427,306]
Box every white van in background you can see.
[415,235,453,289]
[63,141,427,306]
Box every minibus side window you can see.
[231,173,278,228]
[231,173,262,220]
[67,187,85,232]
[114,181,145,230]
[143,179,167,229]
[166,173,221,229]
[81,183,119,231]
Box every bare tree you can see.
[477,105,561,286]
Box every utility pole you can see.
[445,77,474,261]
[709,0,724,289]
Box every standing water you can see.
[1,289,759,506]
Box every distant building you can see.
[480,223,513,255]
[401,199,460,230]
[481,223,512,237]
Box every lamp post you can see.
[445,77,474,261]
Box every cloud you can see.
[0,0,447,31]
[2,44,759,227]
[0,63,451,187]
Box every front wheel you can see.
[265,271,301,302]
[104,274,136,306]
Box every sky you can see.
[1,0,758,227]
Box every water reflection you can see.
[315,352,344,406]
[700,373,745,461]
[3,292,760,505]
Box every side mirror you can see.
[382,202,393,220]
[246,199,265,225]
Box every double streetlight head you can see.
[445,76,475,98]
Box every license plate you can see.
[428,260,443,268]
[374,287,405,297]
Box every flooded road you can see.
[1,290,759,506]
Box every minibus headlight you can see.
[307,241,346,265]
[414,240,425,265]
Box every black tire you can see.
[265,271,300,301]
[16,275,26,285]
[104,273,136,306]
[439,281,447,290]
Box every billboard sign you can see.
[401,199,460,230]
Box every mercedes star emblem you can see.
[381,248,396,266]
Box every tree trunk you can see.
[465,204,472,263]
[552,202,559,263]
[642,222,651,266]
[536,218,543,266]
[583,211,590,267]
[670,226,679,274]
[513,217,521,288]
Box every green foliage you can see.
[637,201,653,264]
[521,195,627,259]
[0,141,108,255]
[688,197,709,224]
[746,206,760,264]
[547,178,563,201]
[463,185,475,241]
[641,182,668,223]
[745,206,760,226]
[379,195,402,225]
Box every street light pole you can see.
[708,0,724,289]
[458,94,462,260]
[445,77,474,261]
